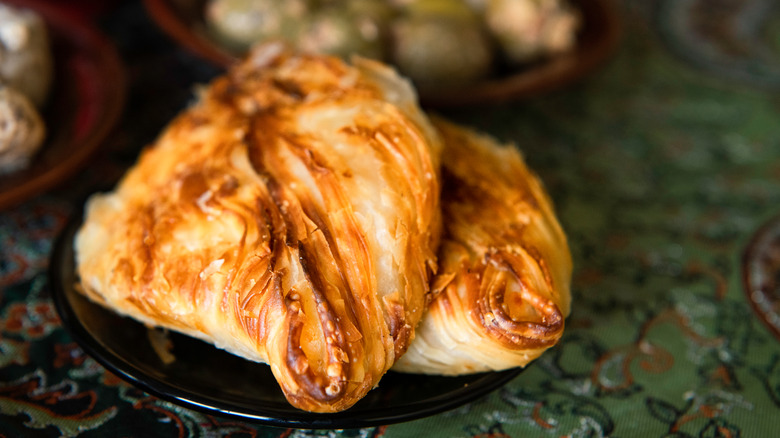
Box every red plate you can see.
[743,215,780,342]
[0,0,125,210]
[144,0,621,107]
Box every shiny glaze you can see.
[75,44,441,412]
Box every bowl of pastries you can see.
[144,0,621,106]
[0,0,124,210]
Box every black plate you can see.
[50,210,523,429]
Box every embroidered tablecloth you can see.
[2,0,780,436]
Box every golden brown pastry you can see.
[74,43,442,412]
[393,117,571,375]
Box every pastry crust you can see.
[75,44,441,412]
[393,117,571,375]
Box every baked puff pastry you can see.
[74,43,442,412]
[393,117,571,375]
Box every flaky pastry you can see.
[393,117,571,375]
[75,44,442,412]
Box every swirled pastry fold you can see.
[393,117,571,375]
[74,44,442,412]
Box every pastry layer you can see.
[75,44,442,412]
[393,117,571,375]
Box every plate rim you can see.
[741,213,780,342]
[49,210,523,429]
[0,0,125,210]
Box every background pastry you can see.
[393,117,571,375]
[75,44,442,412]
[0,85,45,174]
[0,3,52,174]
[0,3,53,108]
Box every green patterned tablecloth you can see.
[2,0,780,436]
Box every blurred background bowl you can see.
[143,0,621,107]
